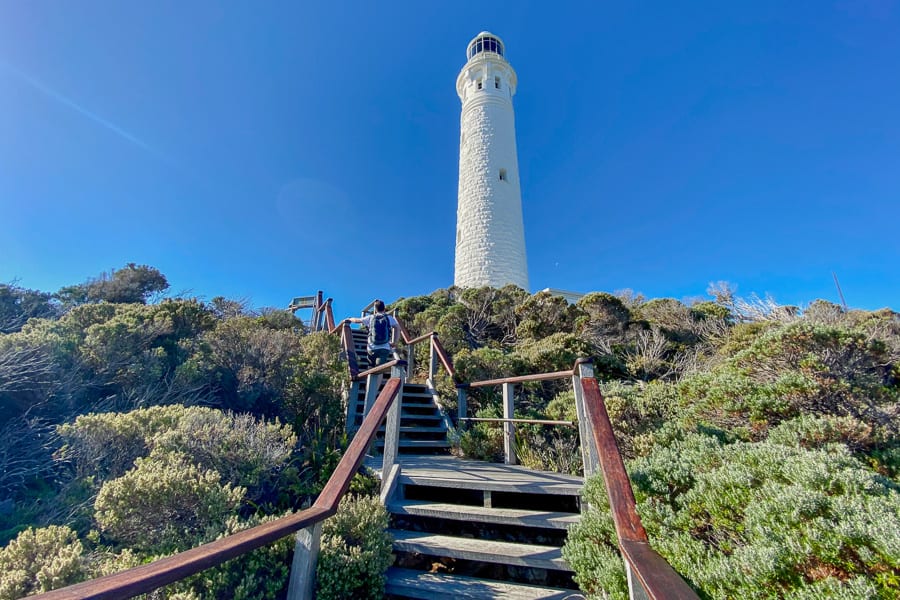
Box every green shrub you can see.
[94,451,245,552]
[566,434,900,599]
[57,405,187,480]
[562,475,628,600]
[172,514,292,600]
[454,405,504,462]
[516,427,581,475]
[679,321,899,442]
[59,406,296,502]
[599,381,679,459]
[151,409,296,501]
[0,526,86,598]
[316,496,393,600]
[767,414,876,452]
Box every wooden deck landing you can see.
[363,454,584,494]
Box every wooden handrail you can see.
[403,330,434,346]
[339,322,360,378]
[460,417,575,426]
[353,358,402,381]
[462,369,573,388]
[34,377,404,600]
[579,376,698,599]
[430,335,455,378]
[395,319,414,345]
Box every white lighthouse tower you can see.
[453,32,529,290]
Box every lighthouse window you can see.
[476,80,482,90]
[469,36,505,59]
[495,76,500,89]
[499,168,508,182]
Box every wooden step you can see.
[390,426,448,433]
[387,500,579,530]
[399,411,442,420]
[389,530,572,572]
[400,474,582,496]
[385,567,583,599]
[351,425,447,434]
[374,440,450,448]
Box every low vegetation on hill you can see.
[0,268,897,598]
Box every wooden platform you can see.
[364,455,584,495]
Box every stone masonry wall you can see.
[454,59,529,290]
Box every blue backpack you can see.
[369,314,391,346]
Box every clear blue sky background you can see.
[1,1,898,318]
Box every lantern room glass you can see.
[468,35,504,60]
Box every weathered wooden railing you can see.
[394,319,455,382]
[337,311,455,435]
[455,362,584,466]
[457,358,698,600]
[325,297,454,381]
[33,370,407,600]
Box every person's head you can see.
[373,299,386,313]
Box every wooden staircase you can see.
[368,456,585,599]
[347,325,585,597]
[347,329,451,454]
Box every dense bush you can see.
[164,514,293,600]
[94,451,245,552]
[680,322,899,443]
[316,495,393,600]
[0,525,86,598]
[567,434,900,599]
[58,405,297,501]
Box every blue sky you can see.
[1,1,898,318]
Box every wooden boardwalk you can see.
[364,454,584,494]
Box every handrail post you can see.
[429,335,438,381]
[324,298,335,332]
[573,359,599,476]
[341,322,359,378]
[363,372,380,416]
[381,361,407,484]
[627,563,653,600]
[286,521,322,600]
[502,382,516,465]
[456,384,468,427]
[405,341,415,381]
[313,290,324,332]
[345,379,360,433]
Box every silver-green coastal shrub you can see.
[562,475,628,600]
[94,450,245,552]
[158,514,293,600]
[565,434,900,599]
[316,495,393,600]
[58,405,296,500]
[0,525,85,598]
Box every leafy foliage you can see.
[58,405,297,503]
[0,283,58,335]
[0,525,85,598]
[57,263,169,307]
[93,450,245,551]
[316,495,393,600]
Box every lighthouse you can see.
[453,32,529,290]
